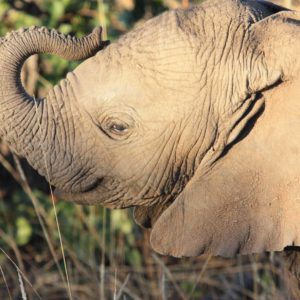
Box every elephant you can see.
[0,0,299,271]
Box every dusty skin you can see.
[0,0,299,281]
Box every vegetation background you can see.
[0,0,299,299]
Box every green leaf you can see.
[16,217,32,246]
[127,249,142,267]
[0,2,10,15]
[59,23,73,34]
[49,1,65,26]
[111,210,133,234]
[9,11,41,29]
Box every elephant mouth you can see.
[54,177,108,206]
[54,176,132,208]
[81,177,104,193]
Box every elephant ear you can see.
[150,149,300,257]
[248,7,300,91]
[150,5,300,258]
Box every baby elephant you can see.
[0,0,299,265]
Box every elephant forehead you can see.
[114,0,275,68]
[74,49,193,116]
[110,7,255,90]
[93,87,186,125]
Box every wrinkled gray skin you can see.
[0,0,299,268]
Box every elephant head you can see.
[0,0,299,257]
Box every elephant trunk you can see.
[0,26,105,187]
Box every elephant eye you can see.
[109,123,128,134]
[99,112,135,140]
[102,118,132,140]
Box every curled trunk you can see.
[0,26,106,186]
